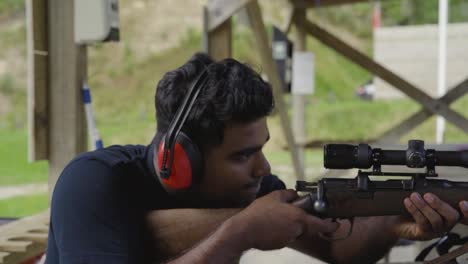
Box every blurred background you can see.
[0,0,467,253]
[1,0,468,218]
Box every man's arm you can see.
[164,216,249,264]
[146,190,338,263]
[148,210,397,264]
[147,191,468,264]
[147,208,241,261]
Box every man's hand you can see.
[459,200,468,225]
[393,193,468,240]
[230,189,339,251]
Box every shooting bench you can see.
[0,210,49,264]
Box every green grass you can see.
[86,29,203,146]
[266,97,468,145]
[0,23,26,51]
[0,193,48,218]
[0,130,48,185]
[0,0,24,17]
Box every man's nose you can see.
[254,152,271,178]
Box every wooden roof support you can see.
[245,0,305,180]
[26,0,49,161]
[377,78,468,144]
[206,17,232,60]
[206,0,252,31]
[293,15,468,134]
[47,0,87,195]
[283,7,296,34]
[291,0,371,8]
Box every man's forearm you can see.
[331,216,400,263]
[292,216,400,264]
[147,208,241,261]
[166,217,247,264]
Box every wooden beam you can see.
[26,0,49,161]
[207,18,232,61]
[48,0,87,196]
[206,0,252,31]
[377,79,468,144]
[292,9,307,176]
[283,7,296,35]
[245,0,305,180]
[291,0,371,8]
[294,16,468,133]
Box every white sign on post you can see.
[75,0,120,44]
[292,51,315,95]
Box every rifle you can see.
[293,140,468,219]
[292,139,468,263]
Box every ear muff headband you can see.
[159,69,208,181]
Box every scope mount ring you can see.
[371,148,382,173]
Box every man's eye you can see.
[234,153,251,162]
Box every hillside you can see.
[1,0,467,149]
[1,0,468,145]
[0,0,369,136]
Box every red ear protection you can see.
[157,132,202,193]
[156,70,208,193]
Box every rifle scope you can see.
[324,140,468,169]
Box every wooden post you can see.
[205,0,255,60]
[283,7,296,34]
[291,0,370,8]
[47,0,87,196]
[207,19,232,60]
[292,8,307,175]
[245,0,305,180]
[26,0,49,161]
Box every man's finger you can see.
[302,214,339,235]
[410,193,444,234]
[404,198,431,232]
[423,193,459,229]
[459,201,468,225]
[273,189,299,203]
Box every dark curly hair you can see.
[155,53,274,151]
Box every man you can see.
[46,53,468,263]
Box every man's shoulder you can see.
[52,143,161,209]
[70,144,149,168]
[54,144,154,194]
[48,144,159,264]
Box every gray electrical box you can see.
[74,0,120,44]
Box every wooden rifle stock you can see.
[293,176,468,218]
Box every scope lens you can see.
[324,144,357,169]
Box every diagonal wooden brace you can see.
[293,16,468,134]
[245,0,305,180]
[377,79,468,144]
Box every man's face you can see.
[197,117,271,207]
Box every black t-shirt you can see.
[45,143,285,263]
